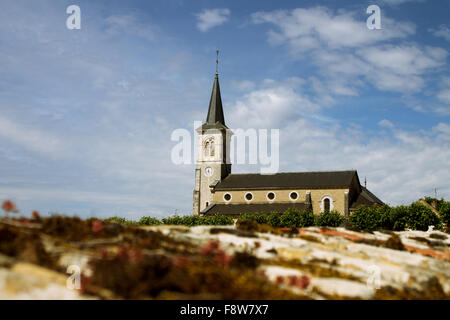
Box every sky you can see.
[0,0,449,219]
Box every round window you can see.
[223,193,232,202]
[267,192,275,201]
[289,192,298,200]
[245,193,253,201]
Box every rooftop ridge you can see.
[224,169,357,176]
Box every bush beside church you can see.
[119,198,449,232]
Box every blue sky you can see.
[0,0,449,219]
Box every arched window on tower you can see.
[209,142,214,157]
[204,137,215,158]
[204,140,210,157]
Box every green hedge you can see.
[349,203,442,231]
[161,214,234,227]
[349,205,382,231]
[315,210,345,227]
[106,214,233,227]
[440,202,450,226]
[106,198,449,231]
[104,216,138,226]
[239,213,271,225]
[237,209,314,228]
[266,213,282,227]
[138,216,162,226]
[407,202,441,231]
[388,205,410,231]
[280,208,315,228]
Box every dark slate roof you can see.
[214,170,358,191]
[202,202,312,216]
[350,186,384,209]
[206,73,225,126]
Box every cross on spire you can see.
[216,50,219,74]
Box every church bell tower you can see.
[193,59,232,215]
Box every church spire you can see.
[206,72,225,125]
[205,50,225,126]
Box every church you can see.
[193,71,383,217]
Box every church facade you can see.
[193,72,383,217]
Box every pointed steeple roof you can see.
[205,72,226,126]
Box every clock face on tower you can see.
[205,167,213,177]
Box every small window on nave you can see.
[324,198,330,213]
[321,196,333,213]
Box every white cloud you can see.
[228,78,320,128]
[0,115,65,158]
[358,45,447,92]
[195,8,230,32]
[379,119,394,128]
[408,104,450,116]
[252,6,447,95]
[430,25,450,41]
[310,45,447,94]
[436,77,450,105]
[231,80,255,91]
[434,123,450,141]
[105,14,159,41]
[252,7,415,51]
[380,0,425,5]
[309,77,336,106]
[359,46,446,76]
[438,89,450,104]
